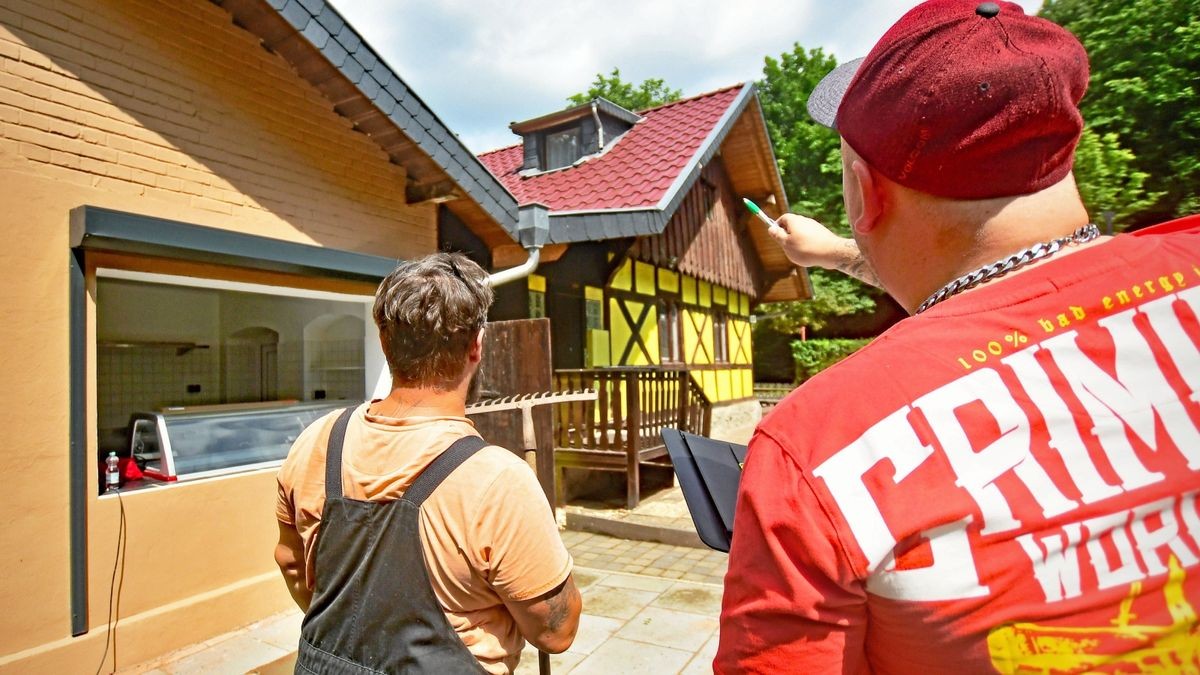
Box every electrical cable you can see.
[93,488,127,675]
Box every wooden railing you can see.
[552,367,712,508]
[754,382,796,411]
[553,367,711,452]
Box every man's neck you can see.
[370,385,468,419]
[878,179,1093,313]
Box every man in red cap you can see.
[717,1,1200,672]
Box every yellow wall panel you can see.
[698,280,712,308]
[702,370,719,401]
[658,268,679,293]
[713,285,727,305]
[740,293,750,316]
[731,319,752,365]
[682,275,697,304]
[610,258,633,291]
[586,329,611,367]
[717,369,732,401]
[609,297,632,363]
[684,308,712,365]
[584,285,604,302]
[641,303,660,365]
[527,273,546,292]
[683,307,700,364]
[742,370,754,397]
[635,261,656,296]
[744,322,753,365]
[610,298,658,365]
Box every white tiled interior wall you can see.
[96,276,370,434]
[97,344,220,431]
[305,338,365,401]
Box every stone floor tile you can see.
[163,633,289,675]
[570,637,693,675]
[514,646,585,675]
[614,606,717,652]
[252,611,303,650]
[565,613,627,655]
[572,568,605,591]
[579,585,658,620]
[680,632,721,675]
[596,571,674,593]
[652,582,724,617]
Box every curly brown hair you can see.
[372,252,493,388]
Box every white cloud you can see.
[330,0,1044,153]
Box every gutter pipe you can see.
[591,101,605,150]
[487,203,551,287]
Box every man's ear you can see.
[850,159,885,236]
[468,327,485,363]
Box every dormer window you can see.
[510,98,642,174]
[544,127,582,170]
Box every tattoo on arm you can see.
[545,590,570,633]
[833,240,883,288]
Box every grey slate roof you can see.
[262,0,519,235]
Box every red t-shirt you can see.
[717,217,1200,674]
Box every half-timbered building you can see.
[470,85,811,506]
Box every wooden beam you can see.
[492,243,567,268]
[406,178,460,205]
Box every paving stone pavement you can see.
[125,532,728,674]
[561,530,728,586]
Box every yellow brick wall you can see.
[0,0,435,258]
[0,0,445,669]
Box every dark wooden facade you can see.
[632,159,765,297]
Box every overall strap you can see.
[323,406,357,499]
[403,435,488,507]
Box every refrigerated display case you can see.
[129,400,352,481]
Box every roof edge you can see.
[247,0,520,234]
[510,96,641,134]
[653,83,756,217]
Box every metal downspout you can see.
[487,203,551,288]
[591,101,605,150]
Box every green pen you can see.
[742,198,783,232]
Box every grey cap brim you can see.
[806,57,865,129]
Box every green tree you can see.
[755,44,881,334]
[1072,127,1162,229]
[757,46,845,231]
[1041,0,1200,227]
[566,68,682,111]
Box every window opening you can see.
[95,269,381,484]
[544,128,581,170]
[658,300,682,364]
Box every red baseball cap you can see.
[807,0,1089,200]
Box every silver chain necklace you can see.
[915,223,1102,314]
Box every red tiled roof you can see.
[477,84,744,212]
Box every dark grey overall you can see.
[296,407,488,674]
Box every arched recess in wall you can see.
[303,314,366,401]
[223,326,280,403]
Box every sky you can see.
[331,0,1044,155]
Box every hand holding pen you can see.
[741,198,881,288]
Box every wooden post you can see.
[676,369,688,429]
[625,370,642,509]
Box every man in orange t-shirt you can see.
[275,253,580,674]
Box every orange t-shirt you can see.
[275,403,573,675]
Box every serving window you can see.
[95,269,386,484]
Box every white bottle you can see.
[105,452,120,492]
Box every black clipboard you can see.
[661,428,747,552]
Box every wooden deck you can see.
[554,367,711,509]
